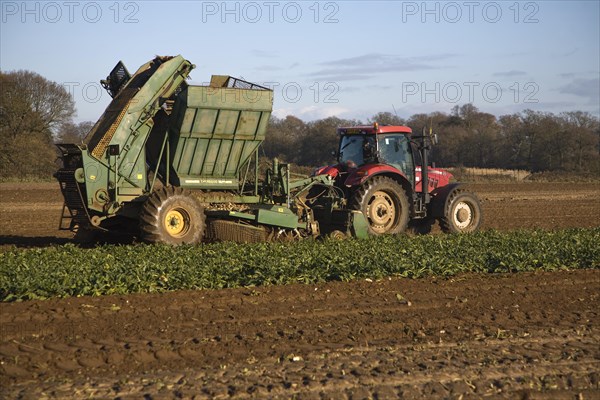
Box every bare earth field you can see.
[0,182,599,399]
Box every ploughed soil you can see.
[1,271,598,399]
[0,182,599,398]
[1,182,599,248]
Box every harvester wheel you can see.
[440,190,482,233]
[351,177,409,235]
[139,186,206,245]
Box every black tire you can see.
[440,190,482,233]
[351,176,410,235]
[73,225,135,245]
[73,226,99,244]
[139,186,206,245]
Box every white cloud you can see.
[559,78,600,101]
[273,105,351,120]
[493,70,527,77]
[307,53,458,81]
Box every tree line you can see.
[265,106,599,173]
[1,70,598,179]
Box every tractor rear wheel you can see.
[440,190,482,233]
[352,176,409,235]
[139,186,206,245]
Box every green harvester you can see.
[56,55,368,244]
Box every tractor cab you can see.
[337,124,415,185]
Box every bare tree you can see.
[263,115,308,162]
[56,121,94,144]
[368,111,405,126]
[0,70,76,178]
[560,111,600,170]
[0,70,75,139]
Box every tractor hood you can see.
[314,163,453,193]
[415,166,453,192]
[314,162,410,188]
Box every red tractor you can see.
[313,123,482,235]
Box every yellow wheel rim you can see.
[164,208,190,238]
[367,190,397,234]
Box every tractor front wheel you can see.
[139,186,206,245]
[440,190,482,233]
[352,177,409,235]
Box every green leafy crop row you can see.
[1,228,599,301]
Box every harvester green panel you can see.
[212,205,303,230]
[256,206,301,229]
[350,211,369,239]
[170,80,273,190]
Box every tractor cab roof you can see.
[337,123,412,136]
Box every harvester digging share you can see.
[55,55,482,244]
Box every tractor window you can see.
[377,134,414,181]
[339,135,373,167]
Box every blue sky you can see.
[2,0,599,122]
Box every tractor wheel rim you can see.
[453,201,473,229]
[367,191,396,233]
[164,208,190,238]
